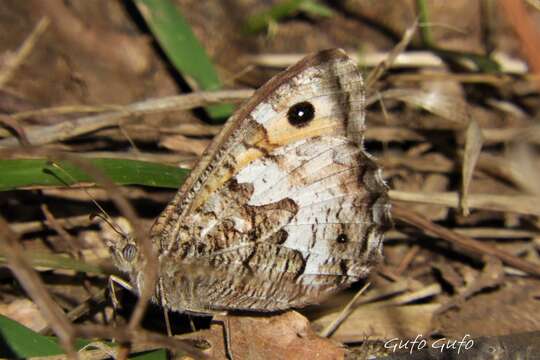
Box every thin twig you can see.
[389,190,540,216]
[52,154,154,331]
[0,17,50,88]
[392,204,540,277]
[11,214,93,234]
[41,204,82,257]
[395,245,421,275]
[74,324,205,358]
[320,282,370,338]
[0,114,30,145]
[0,216,76,357]
[2,147,156,330]
[248,51,527,73]
[0,89,253,147]
[366,20,418,89]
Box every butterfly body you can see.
[108,49,391,314]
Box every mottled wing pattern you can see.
[147,49,391,313]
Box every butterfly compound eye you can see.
[122,244,137,262]
[287,101,315,127]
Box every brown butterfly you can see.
[108,49,391,315]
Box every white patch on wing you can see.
[195,57,371,280]
[237,137,359,207]
[235,158,286,202]
[251,102,278,125]
[233,137,373,276]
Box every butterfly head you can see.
[108,236,139,274]
[100,217,142,275]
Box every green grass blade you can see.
[0,158,188,191]
[0,315,163,358]
[134,0,234,120]
[0,315,64,357]
[245,0,305,33]
[434,48,501,72]
[416,0,434,47]
[298,0,334,17]
[0,251,108,274]
[130,349,169,360]
[244,0,333,33]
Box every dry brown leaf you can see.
[0,299,48,332]
[183,311,345,360]
[506,141,540,195]
[377,88,470,126]
[433,262,465,291]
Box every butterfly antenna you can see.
[92,213,128,239]
[48,161,126,237]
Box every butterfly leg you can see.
[157,278,173,336]
[212,313,234,360]
[108,274,132,310]
[188,314,197,333]
[107,274,133,332]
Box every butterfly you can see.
[108,49,392,315]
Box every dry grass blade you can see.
[365,20,418,89]
[248,50,527,73]
[10,214,93,234]
[313,303,438,343]
[0,114,30,145]
[482,126,540,145]
[314,284,443,343]
[451,227,538,239]
[506,141,540,195]
[2,147,156,331]
[366,125,540,145]
[392,204,540,277]
[159,133,210,155]
[320,282,370,338]
[40,204,81,258]
[376,88,470,126]
[248,51,444,69]
[388,71,513,85]
[476,153,534,191]
[389,190,540,216]
[0,216,76,357]
[460,118,484,215]
[0,89,253,147]
[52,155,154,331]
[380,283,442,306]
[73,324,206,358]
[0,17,50,88]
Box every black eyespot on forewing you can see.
[287,101,315,127]
[122,243,137,262]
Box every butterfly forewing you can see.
[135,49,390,313]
